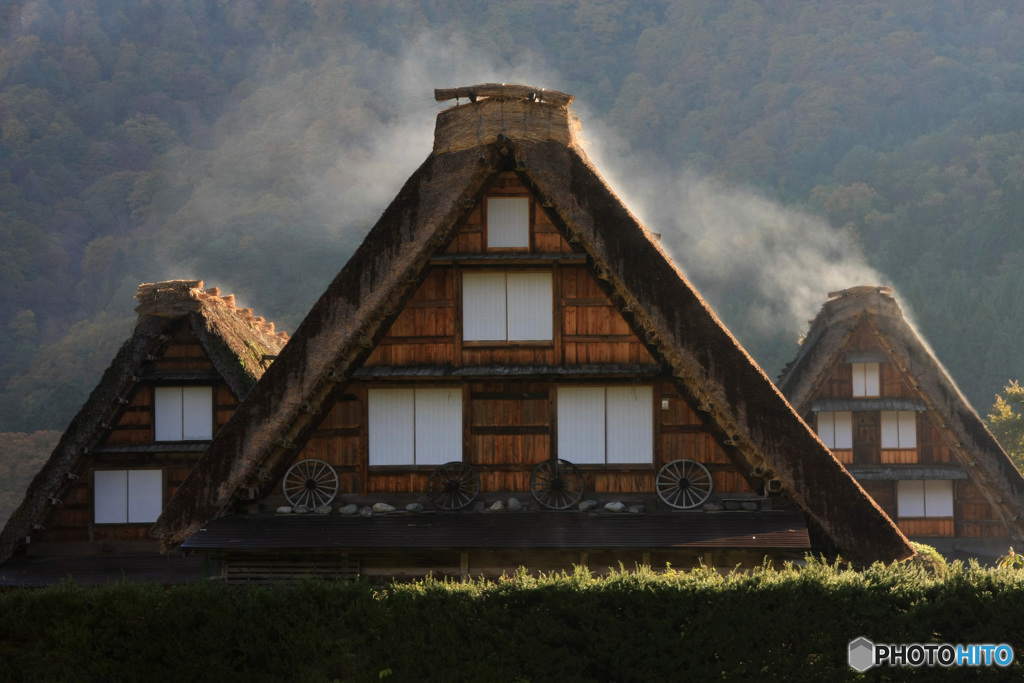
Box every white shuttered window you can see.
[897,480,953,517]
[368,388,461,466]
[462,272,552,341]
[558,386,653,465]
[154,386,213,441]
[881,411,917,448]
[487,197,530,248]
[852,362,880,397]
[94,469,162,524]
[816,411,853,449]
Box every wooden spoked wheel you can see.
[656,459,713,509]
[530,459,584,510]
[282,458,340,509]
[427,462,481,511]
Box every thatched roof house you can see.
[154,84,911,579]
[778,286,1024,561]
[0,280,288,585]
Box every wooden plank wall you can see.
[287,379,752,499]
[365,173,653,369]
[35,327,239,543]
[810,325,1012,539]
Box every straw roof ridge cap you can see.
[435,83,574,106]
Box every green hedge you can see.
[2,560,1023,682]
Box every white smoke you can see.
[575,115,890,369]
[143,28,889,372]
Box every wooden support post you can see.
[642,551,651,569]
[579,551,588,569]
[460,552,469,583]
[703,551,713,569]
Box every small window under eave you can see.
[487,197,530,249]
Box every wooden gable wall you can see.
[807,319,1006,540]
[365,172,654,368]
[278,172,754,504]
[36,322,238,544]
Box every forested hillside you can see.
[3,2,1024,516]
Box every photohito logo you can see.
[849,637,1014,671]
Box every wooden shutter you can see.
[924,480,953,517]
[897,480,925,517]
[128,470,163,523]
[368,389,415,465]
[182,386,213,440]
[506,272,552,340]
[557,386,605,464]
[154,386,183,441]
[414,387,462,465]
[462,272,507,340]
[94,470,128,524]
[606,386,652,464]
[487,197,529,248]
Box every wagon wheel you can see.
[282,458,340,509]
[530,459,584,510]
[656,459,713,509]
[427,462,481,511]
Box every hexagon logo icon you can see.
[849,637,875,672]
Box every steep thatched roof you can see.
[778,286,1024,540]
[0,280,288,565]
[154,86,911,565]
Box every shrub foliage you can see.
[2,559,1024,681]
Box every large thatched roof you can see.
[778,285,1024,540]
[154,86,912,565]
[0,281,288,565]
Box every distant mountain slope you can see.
[2,0,1024,436]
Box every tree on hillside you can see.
[988,380,1024,471]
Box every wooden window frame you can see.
[367,386,462,468]
[461,269,554,345]
[556,385,655,466]
[881,410,917,449]
[93,468,163,525]
[153,385,214,441]
[897,479,953,518]
[815,410,853,449]
[851,362,880,397]
[485,196,531,251]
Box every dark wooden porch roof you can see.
[182,510,810,552]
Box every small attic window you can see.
[487,197,530,249]
[155,386,213,441]
[851,362,880,397]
